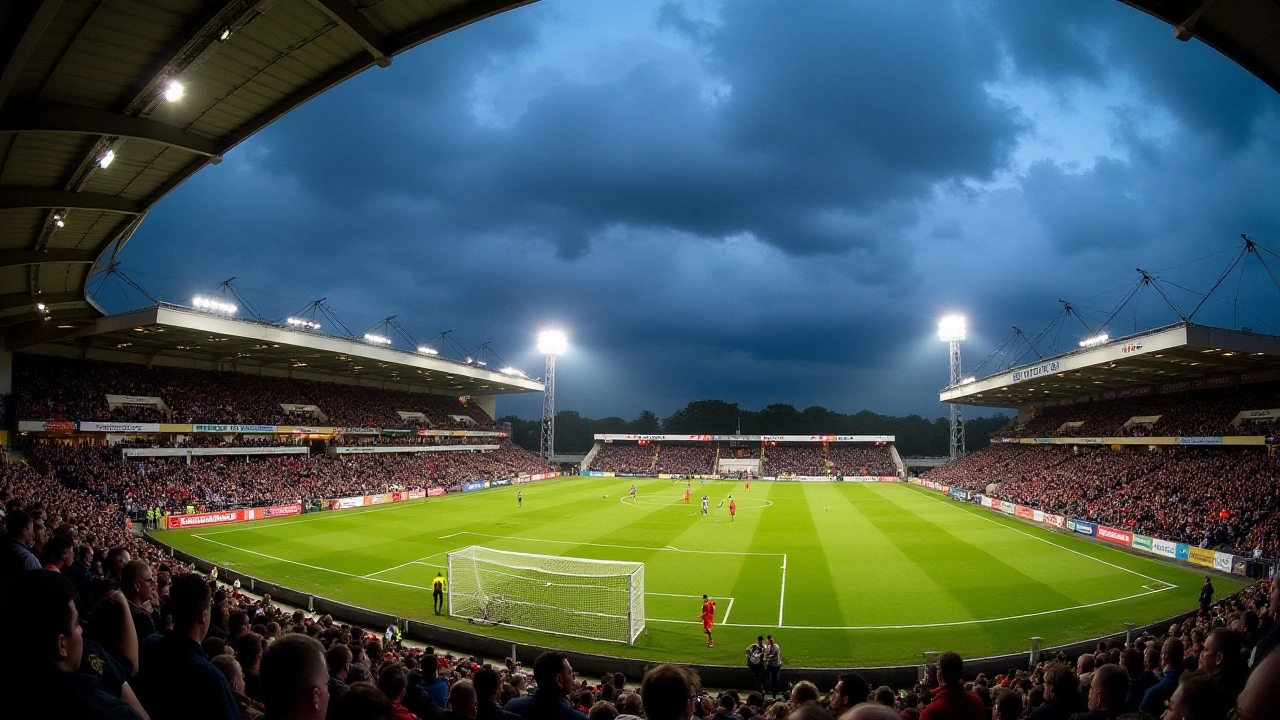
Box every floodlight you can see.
[98,149,115,168]
[1078,333,1109,348]
[164,81,184,102]
[219,28,231,41]
[286,317,320,330]
[417,346,438,356]
[500,367,526,377]
[537,329,568,356]
[192,295,237,314]
[36,303,46,312]
[363,333,391,345]
[55,219,64,228]
[961,376,975,384]
[937,315,967,342]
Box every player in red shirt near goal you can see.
[701,594,716,647]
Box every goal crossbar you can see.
[447,545,645,645]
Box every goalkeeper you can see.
[432,571,446,614]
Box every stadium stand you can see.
[14,355,499,430]
[923,445,1280,557]
[996,381,1280,439]
[592,443,656,474]
[652,444,716,475]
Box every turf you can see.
[157,478,1245,667]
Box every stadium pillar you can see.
[947,339,965,461]
[540,352,556,459]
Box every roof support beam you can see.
[0,0,62,111]
[0,250,97,268]
[0,291,84,312]
[0,188,142,214]
[307,0,392,67]
[0,102,223,157]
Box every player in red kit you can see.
[684,488,691,504]
[745,479,751,492]
[729,499,737,521]
[701,594,716,647]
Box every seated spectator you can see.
[507,652,588,720]
[1,569,142,719]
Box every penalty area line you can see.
[192,535,434,591]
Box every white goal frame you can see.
[446,545,645,645]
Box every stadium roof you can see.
[0,0,1276,350]
[940,322,1280,408]
[27,303,544,396]
[0,0,533,348]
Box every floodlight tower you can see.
[537,329,568,460]
[938,315,967,461]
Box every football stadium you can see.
[2,1,1280,719]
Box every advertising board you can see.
[1066,519,1097,536]
[1096,525,1133,546]
[1187,547,1215,567]
[165,510,247,529]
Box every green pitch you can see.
[157,478,1244,667]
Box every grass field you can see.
[157,477,1245,667]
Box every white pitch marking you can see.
[723,597,735,625]
[363,551,447,578]
[193,535,432,591]
[449,531,784,557]
[438,532,465,540]
[778,554,787,627]
[911,487,1177,587]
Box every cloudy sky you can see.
[107,0,1280,420]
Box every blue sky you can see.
[108,0,1280,420]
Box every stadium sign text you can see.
[1010,361,1061,382]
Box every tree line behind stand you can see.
[501,399,1010,457]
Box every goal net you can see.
[447,545,645,645]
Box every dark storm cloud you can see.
[120,0,1280,420]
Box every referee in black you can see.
[433,571,446,614]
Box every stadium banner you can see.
[998,500,1016,514]
[1042,513,1065,529]
[1178,437,1224,445]
[416,429,509,438]
[583,471,604,477]
[369,493,393,505]
[1232,558,1250,576]
[1032,509,1044,522]
[334,496,366,509]
[1015,505,1035,519]
[1151,538,1178,558]
[408,489,426,499]
[78,421,160,433]
[280,426,330,435]
[1213,552,1234,572]
[490,479,513,487]
[165,510,248,530]
[1187,547,1215,568]
[1096,525,1133,546]
[980,496,994,508]
[329,444,498,455]
[602,472,616,477]
[878,476,899,482]
[948,488,969,501]
[254,503,303,519]
[1066,518,1097,536]
[122,446,309,458]
[1132,534,1154,551]
[381,428,414,435]
[1009,360,1062,383]
[657,473,672,479]
[461,480,486,493]
[593,433,895,443]
[18,420,77,432]
[192,424,278,434]
[794,475,840,482]
[427,487,446,497]
[334,427,380,435]
[1176,544,1190,560]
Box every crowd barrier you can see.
[910,479,1253,576]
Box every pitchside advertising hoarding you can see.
[1066,519,1097,536]
[1096,525,1133,546]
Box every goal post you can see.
[446,545,645,645]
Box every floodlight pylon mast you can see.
[948,338,965,461]
[540,352,557,460]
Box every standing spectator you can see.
[919,652,984,720]
[1,569,141,719]
[1139,638,1185,715]
[261,634,330,720]
[133,575,240,720]
[746,636,766,693]
[764,636,783,700]
[1200,577,1215,614]
[1068,664,1126,720]
[829,674,871,717]
[640,664,697,720]
[506,652,588,720]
